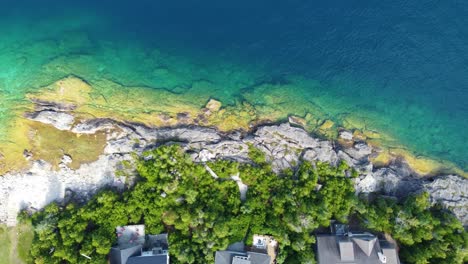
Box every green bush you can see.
[357,192,468,264]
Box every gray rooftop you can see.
[110,245,142,264]
[316,234,400,264]
[215,250,270,264]
[127,255,168,264]
[338,238,354,261]
[110,228,169,264]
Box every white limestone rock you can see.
[0,154,127,226]
[27,110,75,130]
[339,130,354,141]
[424,175,468,226]
[71,118,117,134]
[155,127,222,143]
[194,141,250,163]
[254,123,319,150]
[355,168,421,196]
[314,141,339,165]
[198,149,216,162]
[343,142,372,161]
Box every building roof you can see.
[351,234,377,257]
[145,234,169,251]
[338,238,354,261]
[215,251,246,264]
[110,227,169,264]
[127,255,168,264]
[247,252,271,264]
[380,240,401,264]
[232,255,251,264]
[110,245,142,264]
[316,234,400,264]
[215,250,270,264]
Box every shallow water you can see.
[0,0,467,170]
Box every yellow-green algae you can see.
[0,75,465,178]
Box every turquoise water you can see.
[0,0,467,170]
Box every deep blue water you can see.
[1,0,467,170]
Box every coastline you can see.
[0,76,465,177]
[1,95,467,228]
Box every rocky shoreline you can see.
[1,109,467,226]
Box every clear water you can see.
[0,0,467,170]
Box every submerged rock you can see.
[205,99,222,112]
[288,115,307,127]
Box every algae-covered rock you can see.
[288,115,307,127]
[205,99,222,112]
[319,119,335,130]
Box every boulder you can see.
[205,99,222,112]
[288,115,307,127]
[313,141,339,165]
[339,130,354,141]
[343,142,372,161]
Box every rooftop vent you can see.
[232,255,251,264]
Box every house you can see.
[110,225,169,264]
[215,251,271,264]
[315,224,400,264]
[215,235,277,264]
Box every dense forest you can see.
[24,145,466,263]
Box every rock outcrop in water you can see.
[1,108,467,226]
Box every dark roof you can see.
[215,251,246,264]
[316,235,400,264]
[380,240,400,264]
[215,250,270,264]
[127,255,168,264]
[110,245,142,264]
[246,252,270,264]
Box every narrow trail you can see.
[8,226,22,264]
